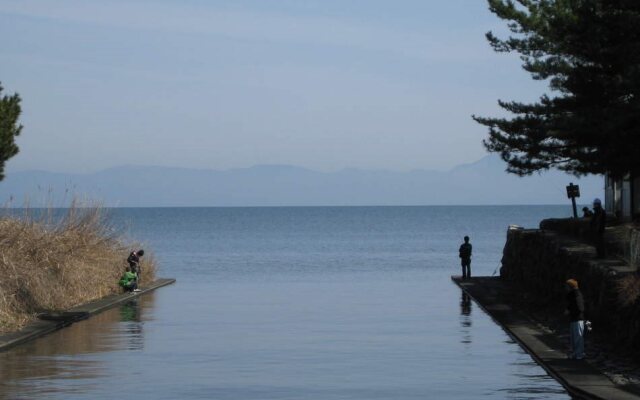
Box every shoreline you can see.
[0,278,175,353]
[452,276,640,400]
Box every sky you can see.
[0,0,547,173]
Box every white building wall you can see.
[605,174,637,220]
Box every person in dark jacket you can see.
[565,278,585,359]
[127,249,144,280]
[459,236,472,279]
[590,199,606,258]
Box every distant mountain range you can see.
[0,155,603,207]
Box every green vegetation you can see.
[0,83,158,333]
[0,83,22,181]
[474,1,640,178]
[0,204,156,332]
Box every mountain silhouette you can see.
[1,155,602,207]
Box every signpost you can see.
[566,183,580,218]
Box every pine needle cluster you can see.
[474,0,640,178]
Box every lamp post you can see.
[566,182,580,218]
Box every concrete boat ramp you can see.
[452,276,640,400]
[0,278,175,352]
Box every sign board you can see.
[566,183,580,199]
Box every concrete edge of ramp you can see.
[452,276,640,400]
[0,278,176,352]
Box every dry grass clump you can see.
[616,274,640,307]
[0,202,156,332]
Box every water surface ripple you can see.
[0,206,573,399]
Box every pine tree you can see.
[473,0,640,178]
[0,83,22,181]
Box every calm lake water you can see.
[0,206,576,399]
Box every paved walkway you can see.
[452,276,640,400]
[0,278,175,352]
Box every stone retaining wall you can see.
[500,225,640,357]
[539,218,640,268]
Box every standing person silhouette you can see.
[565,279,585,359]
[459,236,472,279]
[590,198,606,258]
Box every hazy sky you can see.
[0,0,546,173]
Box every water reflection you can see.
[0,294,155,399]
[119,300,144,351]
[460,292,472,320]
[495,356,570,398]
[459,291,472,345]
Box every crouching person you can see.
[119,267,140,293]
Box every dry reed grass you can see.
[0,201,156,332]
[616,274,640,307]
